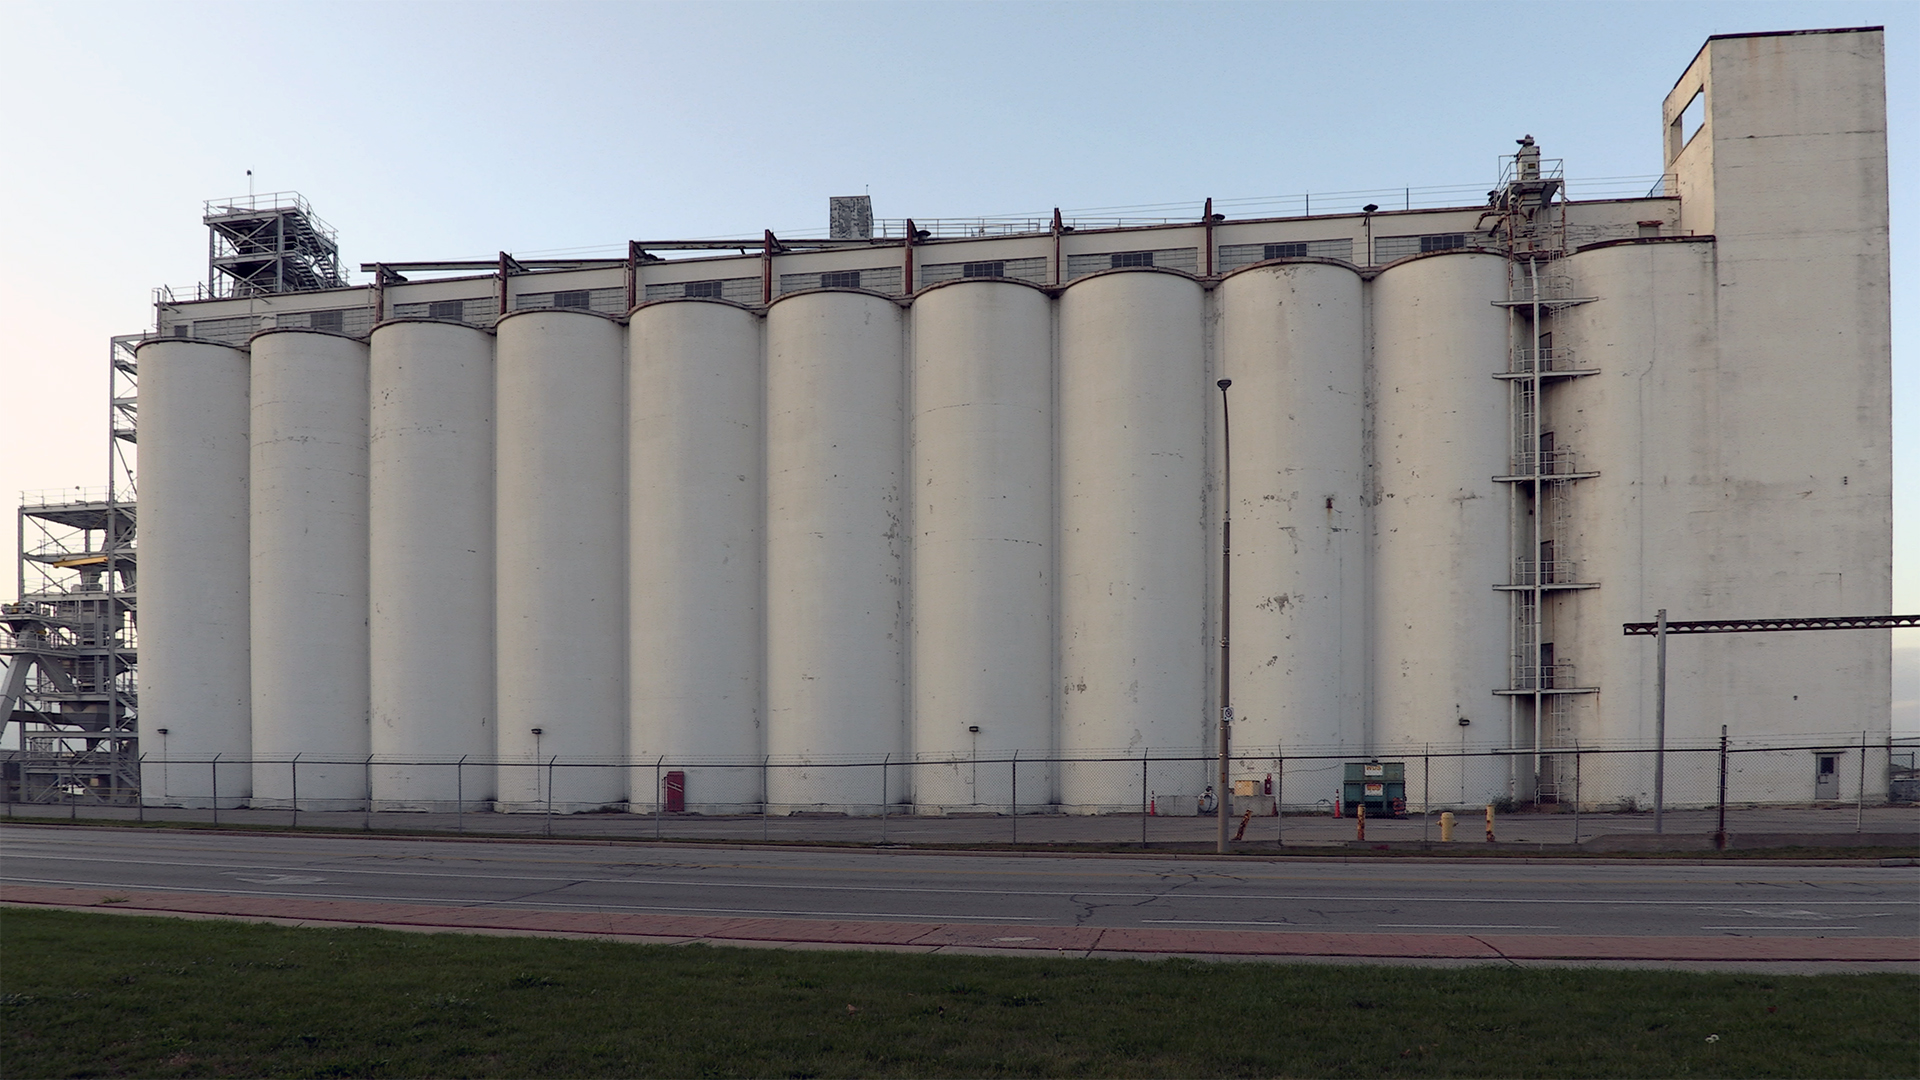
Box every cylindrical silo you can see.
[135,338,251,808]
[367,319,496,810]
[1057,271,1208,812]
[764,291,906,812]
[1371,252,1510,805]
[1217,263,1368,760]
[628,300,763,813]
[494,310,627,811]
[908,281,1054,812]
[248,329,370,809]
[1555,239,1723,807]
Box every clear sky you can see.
[0,0,1912,728]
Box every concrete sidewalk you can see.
[5,884,1914,972]
[4,800,1915,853]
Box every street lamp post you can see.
[1217,378,1233,854]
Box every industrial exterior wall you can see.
[134,339,252,808]
[1056,272,1209,810]
[1216,263,1368,758]
[367,320,496,809]
[1370,253,1512,804]
[247,330,371,807]
[908,282,1054,811]
[764,292,907,811]
[627,301,765,812]
[1659,28,1892,765]
[494,310,627,811]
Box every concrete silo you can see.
[1056,270,1208,811]
[493,310,627,811]
[367,319,496,810]
[627,299,764,812]
[134,338,252,807]
[908,280,1055,812]
[247,329,370,808]
[1216,261,1368,760]
[1370,252,1511,804]
[764,291,906,811]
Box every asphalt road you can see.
[4,826,1915,943]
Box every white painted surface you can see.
[908,282,1055,810]
[627,301,764,812]
[494,310,627,810]
[247,330,370,808]
[367,320,496,808]
[134,339,252,808]
[764,291,906,811]
[1057,271,1208,809]
[1217,263,1368,758]
[1371,253,1511,802]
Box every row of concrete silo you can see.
[136,253,1522,812]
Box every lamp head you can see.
[1216,379,1232,390]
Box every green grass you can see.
[2,908,1914,1078]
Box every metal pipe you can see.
[290,753,299,829]
[1654,608,1668,833]
[1011,750,1018,845]
[456,755,465,833]
[1217,378,1233,853]
[211,753,219,827]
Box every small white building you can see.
[131,27,1891,813]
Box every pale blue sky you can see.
[0,0,1911,724]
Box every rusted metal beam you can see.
[1623,614,1919,636]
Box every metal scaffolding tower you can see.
[1,337,140,804]
[205,191,344,297]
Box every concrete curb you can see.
[6,884,1913,965]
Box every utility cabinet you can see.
[1342,761,1406,817]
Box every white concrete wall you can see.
[1057,271,1209,810]
[134,339,251,807]
[367,319,496,809]
[908,281,1055,811]
[627,300,765,812]
[764,291,907,811]
[494,310,627,810]
[247,330,370,808]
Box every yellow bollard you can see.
[1485,803,1496,842]
[1356,803,1366,841]
[1439,811,1455,842]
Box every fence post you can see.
[1010,750,1019,844]
[1715,724,1729,850]
[1572,743,1581,845]
[1422,746,1431,844]
[364,754,375,831]
[291,754,300,830]
[880,754,889,843]
[654,756,663,840]
[762,755,770,842]
[1141,750,1149,848]
[1275,748,1284,847]
[545,756,556,837]
[136,752,145,824]
[456,756,465,833]
[1857,729,1867,833]
[211,754,220,827]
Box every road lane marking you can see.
[1702,926,1860,931]
[1377,924,1560,929]
[1143,919,1294,926]
[0,876,1041,922]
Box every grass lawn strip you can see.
[2,908,1914,1078]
